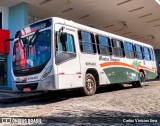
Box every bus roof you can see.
[16,17,153,49]
[52,17,153,49]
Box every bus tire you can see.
[133,72,145,87]
[83,73,97,96]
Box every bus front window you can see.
[13,30,51,71]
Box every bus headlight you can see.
[41,66,52,80]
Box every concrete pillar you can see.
[8,2,28,88]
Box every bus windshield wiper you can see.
[29,30,40,46]
[18,36,25,48]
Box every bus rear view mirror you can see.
[60,33,67,42]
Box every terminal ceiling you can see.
[1,0,160,48]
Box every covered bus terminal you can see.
[0,0,160,89]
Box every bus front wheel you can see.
[83,73,97,96]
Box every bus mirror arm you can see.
[4,38,14,42]
[59,26,65,33]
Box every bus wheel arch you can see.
[139,69,146,80]
[86,68,100,88]
[82,68,99,96]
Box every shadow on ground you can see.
[0,83,149,108]
[36,110,160,125]
[0,81,160,125]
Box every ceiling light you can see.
[138,13,152,18]
[147,18,160,23]
[113,29,123,32]
[79,15,90,19]
[122,32,131,35]
[39,0,52,5]
[129,7,144,12]
[153,24,160,27]
[61,8,73,13]
[104,25,114,28]
[117,0,132,5]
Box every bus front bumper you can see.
[12,76,56,92]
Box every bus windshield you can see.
[12,30,51,71]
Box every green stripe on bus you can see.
[144,69,157,80]
[103,67,157,84]
[103,67,138,83]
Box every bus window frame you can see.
[149,48,155,61]
[96,35,112,56]
[135,44,144,60]
[143,46,151,61]
[78,30,97,55]
[55,32,76,55]
[111,38,125,58]
[55,31,77,65]
[124,41,135,59]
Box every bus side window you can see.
[78,31,96,54]
[143,47,151,61]
[149,48,155,61]
[112,39,125,57]
[56,32,63,54]
[56,32,75,55]
[135,44,143,60]
[96,35,112,56]
[124,42,135,59]
[66,34,75,53]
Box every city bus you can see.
[12,17,157,95]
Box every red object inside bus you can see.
[0,29,10,54]
[13,41,26,67]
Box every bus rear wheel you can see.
[132,72,145,87]
[83,73,97,96]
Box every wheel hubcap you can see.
[86,78,94,91]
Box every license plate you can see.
[23,87,31,92]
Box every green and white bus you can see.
[12,17,157,95]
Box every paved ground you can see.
[0,80,160,125]
[0,89,43,104]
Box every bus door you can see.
[55,24,82,89]
[143,47,156,80]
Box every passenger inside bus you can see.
[56,32,75,55]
